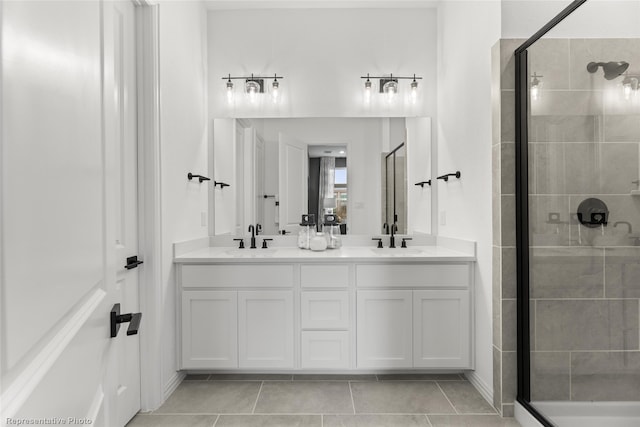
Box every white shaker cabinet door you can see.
[413,290,471,368]
[356,290,413,368]
[238,291,294,368]
[181,291,238,369]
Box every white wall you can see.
[437,0,501,402]
[157,0,209,396]
[502,0,640,39]
[207,8,437,119]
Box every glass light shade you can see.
[410,80,418,104]
[245,80,260,103]
[623,82,633,100]
[226,81,234,104]
[271,80,280,103]
[530,74,542,101]
[622,76,637,101]
[364,80,372,104]
[383,80,398,103]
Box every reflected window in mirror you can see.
[309,146,347,233]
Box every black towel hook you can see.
[188,173,211,183]
[437,171,461,182]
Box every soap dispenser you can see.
[323,214,342,249]
[297,214,317,249]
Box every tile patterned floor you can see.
[127,374,521,427]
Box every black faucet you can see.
[389,223,398,248]
[614,221,632,234]
[256,223,262,235]
[383,223,389,234]
[248,225,257,249]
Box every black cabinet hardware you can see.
[124,255,143,270]
[263,194,276,198]
[401,237,413,248]
[110,303,142,338]
[437,171,461,182]
[262,238,273,249]
[415,180,431,187]
[233,238,245,249]
[188,173,210,183]
[214,181,230,188]
[372,238,383,248]
[280,230,291,235]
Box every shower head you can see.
[587,61,630,80]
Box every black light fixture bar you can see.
[360,75,423,80]
[222,75,284,80]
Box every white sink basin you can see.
[369,248,422,256]
[224,249,278,257]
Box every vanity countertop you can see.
[174,245,475,263]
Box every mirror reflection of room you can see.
[308,145,347,233]
[216,117,431,237]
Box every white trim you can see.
[0,289,106,419]
[135,2,164,412]
[0,0,6,380]
[163,371,186,401]
[86,387,105,425]
[204,1,440,10]
[464,371,493,408]
[515,401,544,427]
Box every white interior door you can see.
[0,1,131,425]
[109,1,141,425]
[278,133,308,233]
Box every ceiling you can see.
[308,145,347,158]
[205,0,439,10]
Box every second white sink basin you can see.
[369,248,422,256]
[224,248,278,257]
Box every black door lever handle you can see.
[125,255,144,270]
[110,303,143,338]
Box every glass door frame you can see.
[513,1,587,426]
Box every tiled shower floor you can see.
[127,374,521,426]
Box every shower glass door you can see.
[521,2,640,425]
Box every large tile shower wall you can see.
[492,39,519,417]
[527,38,640,403]
[494,38,640,410]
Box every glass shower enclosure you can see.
[515,1,640,426]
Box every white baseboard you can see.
[164,371,186,401]
[464,371,493,407]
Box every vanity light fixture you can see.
[410,74,419,104]
[222,73,284,104]
[271,74,280,104]
[225,74,234,104]
[622,75,639,100]
[383,75,398,103]
[245,76,262,104]
[530,72,543,101]
[363,73,373,104]
[360,74,423,104]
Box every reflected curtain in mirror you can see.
[318,157,336,224]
